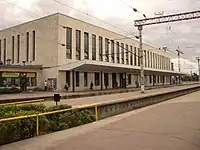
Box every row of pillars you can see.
[71,70,127,92]
[71,70,181,92]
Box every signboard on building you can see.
[27,73,36,78]
[2,72,20,78]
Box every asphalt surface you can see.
[1,89,200,150]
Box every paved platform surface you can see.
[1,89,200,150]
[0,82,198,102]
[44,84,200,106]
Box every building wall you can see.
[0,14,59,67]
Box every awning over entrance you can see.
[58,60,184,76]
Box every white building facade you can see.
[0,13,180,91]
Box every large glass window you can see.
[111,40,114,63]
[84,32,89,59]
[17,35,20,63]
[130,46,133,65]
[121,43,124,64]
[94,72,100,86]
[134,47,137,66]
[92,34,96,60]
[99,36,103,61]
[32,31,36,61]
[3,38,6,64]
[116,42,119,63]
[105,38,109,62]
[75,71,79,87]
[66,27,72,59]
[0,72,36,87]
[12,36,14,64]
[126,44,129,65]
[84,72,88,86]
[76,30,81,60]
[26,32,29,62]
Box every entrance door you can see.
[112,73,116,88]
[66,71,70,86]
[120,73,123,88]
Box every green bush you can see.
[0,104,95,145]
[18,104,46,112]
[45,104,71,112]
[0,87,22,94]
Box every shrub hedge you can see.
[0,104,95,145]
[0,87,22,94]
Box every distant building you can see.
[0,13,182,91]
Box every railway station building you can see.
[0,13,181,91]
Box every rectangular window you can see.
[116,42,119,63]
[150,52,152,68]
[130,46,133,65]
[94,72,100,86]
[128,74,131,84]
[144,50,147,67]
[66,27,72,59]
[157,76,160,83]
[138,48,140,66]
[3,38,6,64]
[32,31,35,61]
[0,40,1,62]
[84,72,88,86]
[126,44,129,65]
[26,32,29,62]
[17,35,20,63]
[99,36,103,61]
[111,40,114,63]
[11,36,14,64]
[92,34,96,60]
[121,43,124,64]
[147,51,150,68]
[84,32,89,59]
[76,30,81,60]
[76,71,79,87]
[134,47,137,66]
[149,75,152,84]
[105,38,109,62]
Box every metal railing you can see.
[0,103,99,136]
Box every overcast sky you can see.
[0,0,200,74]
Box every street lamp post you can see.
[138,25,145,93]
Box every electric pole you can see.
[176,48,183,84]
[196,57,200,83]
[134,10,200,93]
[176,47,184,72]
[138,25,144,93]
